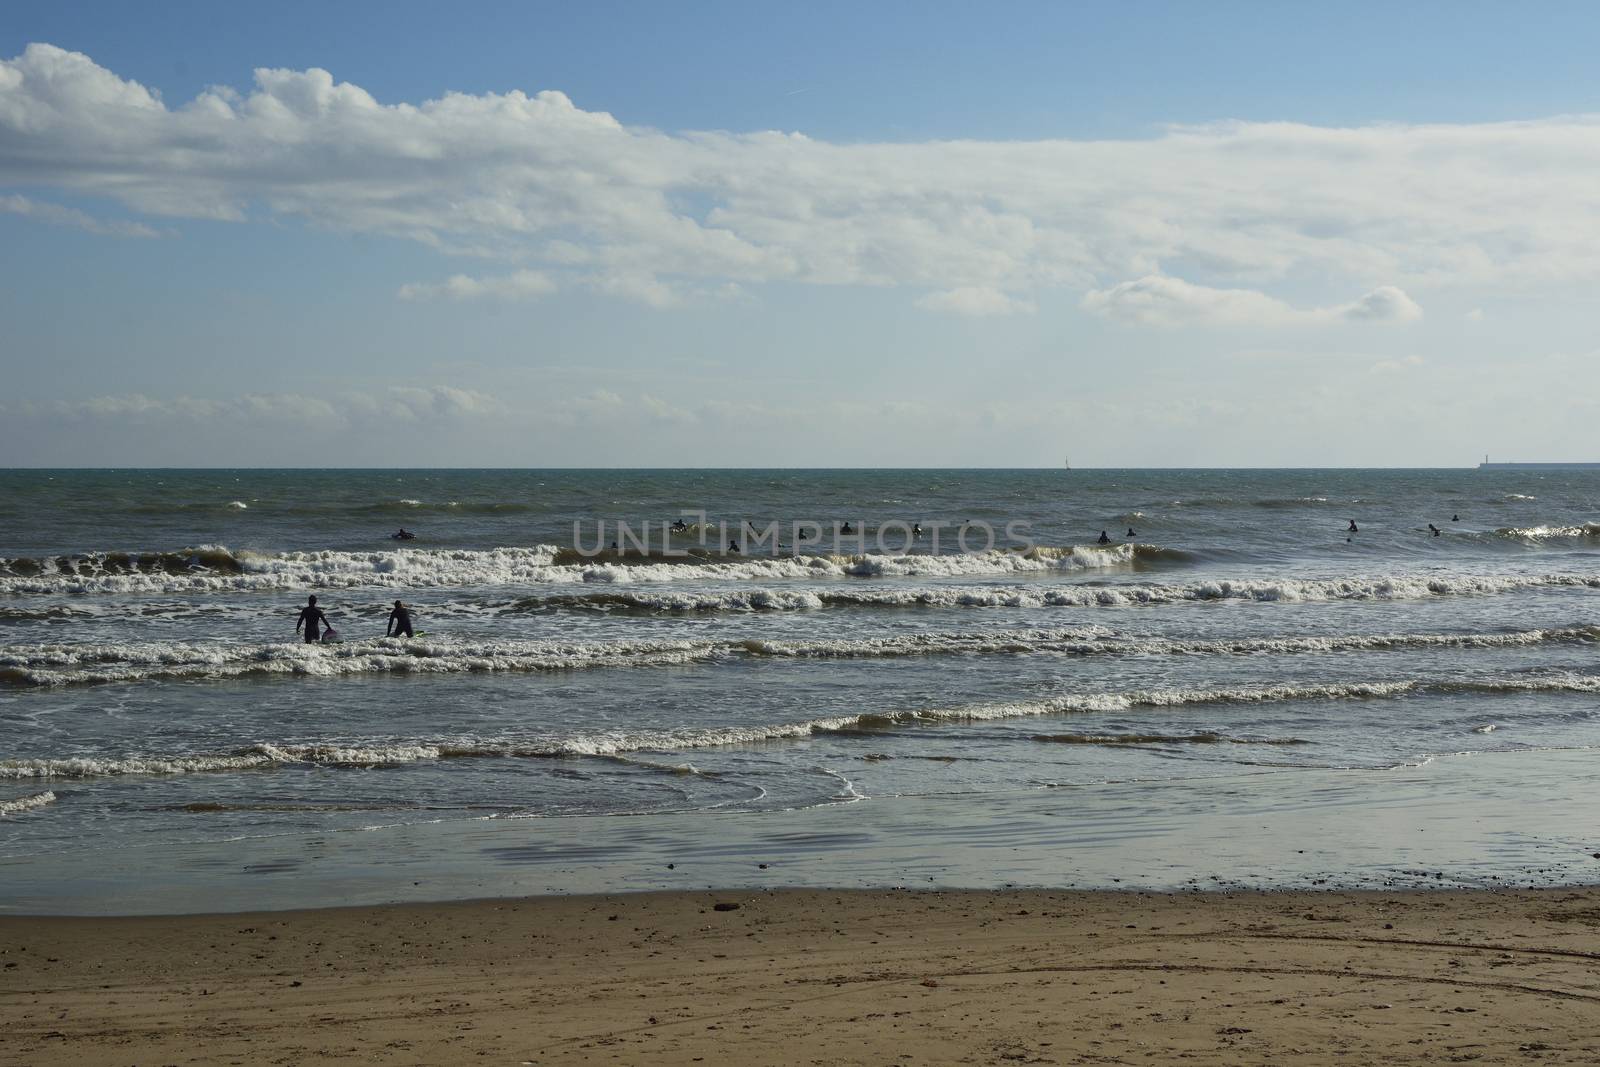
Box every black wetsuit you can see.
[387,605,414,638]
[297,605,330,643]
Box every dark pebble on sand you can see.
[713,902,740,912]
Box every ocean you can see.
[3,468,1599,910]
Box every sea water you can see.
[2,468,1598,904]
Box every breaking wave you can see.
[8,672,1598,780]
[0,542,1172,595]
[518,572,1600,614]
[2,625,1594,687]
[1030,732,1308,746]
[1491,523,1600,544]
[0,791,57,815]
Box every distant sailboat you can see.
[1064,454,1071,470]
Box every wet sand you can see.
[4,886,1600,1065]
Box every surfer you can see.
[840,522,854,534]
[1347,520,1359,533]
[913,523,924,539]
[1428,523,1441,537]
[1452,514,1460,522]
[295,595,331,644]
[670,519,688,533]
[386,599,414,638]
[728,539,740,553]
[392,528,415,541]
[1097,530,1112,545]
[1126,527,1136,538]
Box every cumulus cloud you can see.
[1082,275,1422,327]
[1369,355,1426,374]
[3,42,1598,317]
[50,386,500,425]
[1338,285,1422,322]
[0,192,159,237]
[914,286,1036,316]
[397,270,556,302]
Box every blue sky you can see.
[4,2,1600,466]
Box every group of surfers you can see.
[295,596,414,644]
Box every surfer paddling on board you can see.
[295,595,332,644]
[387,599,414,639]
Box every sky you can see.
[3,1,1600,467]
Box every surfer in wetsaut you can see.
[1098,530,1112,544]
[1126,527,1136,538]
[392,528,415,540]
[295,595,332,644]
[1347,519,1359,533]
[386,599,414,638]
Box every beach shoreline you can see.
[5,885,1600,1065]
[7,747,1600,916]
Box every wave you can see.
[0,542,1168,596]
[0,636,724,687]
[9,672,1597,780]
[1491,523,1600,544]
[3,624,1594,688]
[520,572,1600,615]
[0,790,57,814]
[1030,732,1308,746]
[0,546,248,579]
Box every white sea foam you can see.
[0,543,1153,596]
[0,636,723,687]
[554,572,1600,614]
[3,623,1594,688]
[227,501,248,509]
[0,790,57,814]
[7,673,1598,781]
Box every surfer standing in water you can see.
[386,599,414,638]
[295,595,331,644]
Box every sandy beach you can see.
[4,886,1600,1065]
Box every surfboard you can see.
[320,629,342,644]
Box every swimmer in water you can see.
[1347,520,1359,533]
[1452,514,1460,522]
[840,522,854,535]
[1097,530,1112,545]
[728,539,740,553]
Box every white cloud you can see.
[914,286,1036,316]
[1082,275,1422,326]
[1338,285,1422,322]
[397,269,555,302]
[4,42,1600,317]
[1369,354,1426,374]
[52,386,500,425]
[0,192,160,237]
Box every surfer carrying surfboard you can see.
[295,595,332,644]
[386,599,415,639]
